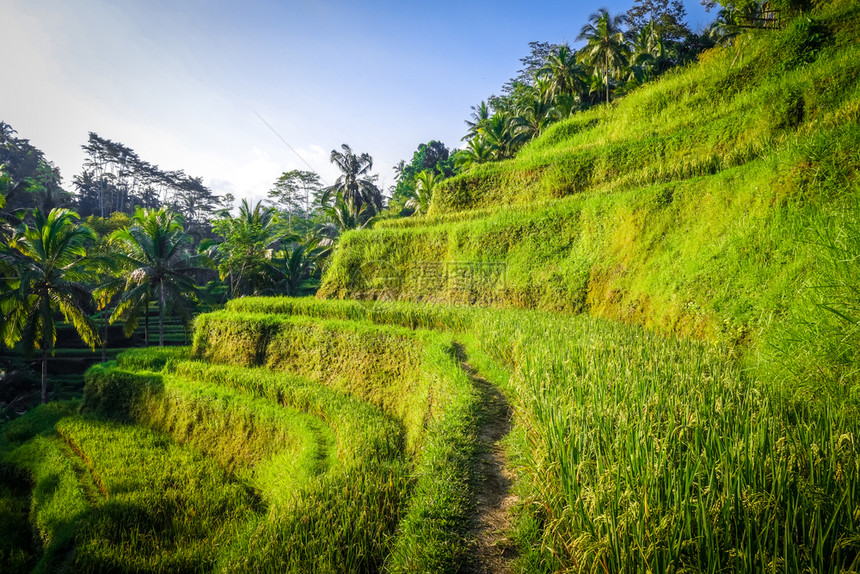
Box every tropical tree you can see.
[325,144,383,216]
[626,0,689,41]
[393,160,407,183]
[515,94,561,141]
[267,169,322,231]
[109,207,208,346]
[537,44,587,100]
[456,137,494,170]
[405,171,438,216]
[463,101,491,141]
[577,8,630,104]
[314,194,376,259]
[271,242,318,296]
[0,165,10,210]
[631,22,674,80]
[481,113,528,160]
[0,208,103,403]
[208,199,284,297]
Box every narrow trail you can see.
[456,347,519,574]
[57,435,108,503]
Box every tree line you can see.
[0,127,392,403]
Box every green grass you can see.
[473,309,860,572]
[165,358,403,465]
[193,311,436,453]
[0,405,257,574]
[53,416,256,573]
[319,4,860,360]
[1,312,487,572]
[226,296,860,573]
[430,5,860,214]
[190,308,486,571]
[5,293,860,572]
[82,362,336,504]
[4,4,860,572]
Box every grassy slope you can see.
[2,4,860,573]
[191,310,484,572]
[223,297,860,573]
[0,311,483,573]
[320,3,860,353]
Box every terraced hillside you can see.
[2,3,860,573]
[320,1,860,354]
[0,303,495,572]
[2,295,859,572]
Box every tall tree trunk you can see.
[41,298,49,404]
[159,281,165,347]
[41,344,48,404]
[102,308,109,362]
[145,306,150,346]
[605,52,610,104]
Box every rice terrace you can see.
[1,0,860,571]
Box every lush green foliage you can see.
[0,208,104,403]
[109,207,209,346]
[434,10,859,214]
[1,304,486,572]
[321,6,860,357]
[227,297,860,573]
[2,3,859,573]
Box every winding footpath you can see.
[460,356,518,574]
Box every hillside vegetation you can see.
[0,311,484,572]
[1,2,859,573]
[320,1,860,360]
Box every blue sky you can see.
[2,0,714,204]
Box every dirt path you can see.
[457,350,518,574]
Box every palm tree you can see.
[323,194,374,234]
[482,113,528,160]
[109,207,208,346]
[463,101,491,141]
[392,160,407,183]
[456,137,494,170]
[0,208,103,403]
[325,144,383,216]
[630,22,673,81]
[208,199,284,297]
[515,95,561,141]
[405,171,437,216]
[537,44,587,101]
[271,243,317,296]
[707,7,743,45]
[577,8,630,105]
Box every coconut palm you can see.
[322,194,374,234]
[271,242,318,296]
[393,160,407,183]
[577,8,630,104]
[208,199,285,297]
[456,137,494,170]
[515,95,561,141]
[325,144,383,216]
[0,208,103,403]
[631,22,674,81]
[109,207,208,346]
[537,44,587,100]
[482,113,529,160]
[405,170,438,216]
[463,101,492,141]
